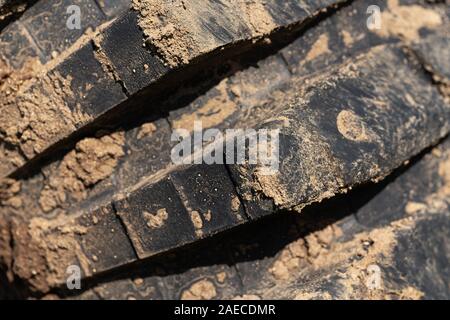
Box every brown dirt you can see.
[143,208,168,229]
[137,122,157,139]
[336,109,373,142]
[304,34,331,63]
[171,79,236,130]
[0,178,22,209]
[0,218,13,282]
[181,278,217,300]
[375,0,442,42]
[0,21,117,178]
[270,214,423,300]
[38,132,125,213]
[0,67,92,175]
[190,210,204,237]
[404,202,428,215]
[11,215,90,293]
[341,30,354,47]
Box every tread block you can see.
[21,0,105,61]
[264,0,309,25]
[98,11,167,95]
[170,164,247,238]
[115,177,196,259]
[77,203,138,274]
[51,40,127,116]
[118,119,174,189]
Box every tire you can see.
[0,0,449,299]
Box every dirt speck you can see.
[336,109,372,142]
[231,195,241,212]
[341,30,354,47]
[11,215,90,293]
[143,208,168,229]
[181,279,217,300]
[204,209,212,222]
[304,34,330,63]
[137,123,157,139]
[216,272,226,283]
[190,211,203,237]
[404,202,427,215]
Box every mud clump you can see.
[39,132,125,213]
[137,122,157,139]
[0,178,22,209]
[143,208,168,229]
[181,279,217,300]
[171,79,236,130]
[190,210,204,237]
[133,0,276,67]
[336,109,373,142]
[304,34,330,63]
[269,225,341,280]
[0,63,92,176]
[11,215,90,293]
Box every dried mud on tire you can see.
[1,0,450,300]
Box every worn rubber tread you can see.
[1,0,449,298]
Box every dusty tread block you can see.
[117,119,174,189]
[389,214,450,299]
[263,0,309,25]
[115,177,196,259]
[170,164,247,238]
[280,0,400,75]
[228,54,291,110]
[77,204,137,274]
[52,40,127,116]
[98,10,167,95]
